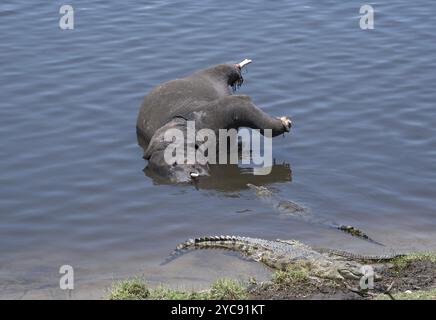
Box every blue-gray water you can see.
[1,0,435,298]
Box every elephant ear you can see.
[143,141,156,160]
[143,129,166,160]
[143,118,186,160]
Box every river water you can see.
[1,0,435,298]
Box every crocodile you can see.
[246,183,382,245]
[171,235,404,281]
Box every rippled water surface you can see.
[1,0,436,298]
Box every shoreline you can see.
[108,253,436,300]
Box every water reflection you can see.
[138,129,292,190]
[144,162,292,191]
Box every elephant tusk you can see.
[237,59,252,69]
[190,172,199,178]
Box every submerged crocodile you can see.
[246,184,382,245]
[171,235,404,281]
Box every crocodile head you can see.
[246,183,273,197]
[275,239,365,281]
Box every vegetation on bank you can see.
[390,252,436,270]
[108,278,248,300]
[272,266,309,287]
[107,278,150,300]
[107,253,436,300]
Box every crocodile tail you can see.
[161,235,251,266]
[160,239,196,266]
[336,225,385,246]
[176,235,248,250]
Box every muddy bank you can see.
[108,254,436,300]
[249,254,436,300]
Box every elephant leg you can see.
[193,95,292,137]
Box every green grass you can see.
[272,266,310,287]
[148,286,206,300]
[376,288,436,300]
[391,253,436,271]
[209,278,248,300]
[107,278,248,300]
[108,278,150,300]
